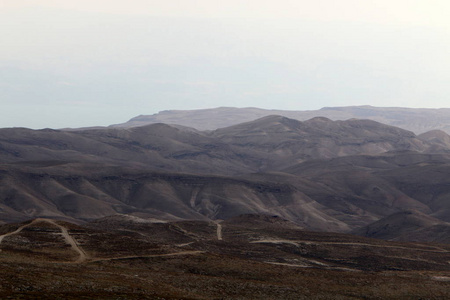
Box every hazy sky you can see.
[1,1,450,128]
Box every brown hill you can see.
[3,151,450,236]
[418,129,450,152]
[0,163,349,232]
[2,117,450,239]
[2,116,442,176]
[278,152,450,232]
[211,115,433,170]
[352,210,450,243]
[0,125,253,175]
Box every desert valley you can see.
[1,106,450,298]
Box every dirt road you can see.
[44,219,88,262]
[89,250,205,263]
[0,219,41,244]
[1,219,206,264]
[216,222,223,241]
[251,238,450,253]
[0,218,88,262]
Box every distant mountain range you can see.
[3,113,450,243]
[112,106,450,134]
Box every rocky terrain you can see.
[2,115,450,241]
[1,215,450,299]
[3,112,450,298]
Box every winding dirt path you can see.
[44,219,88,262]
[169,224,200,241]
[250,239,450,254]
[89,250,205,263]
[0,218,88,262]
[1,219,206,264]
[216,222,223,241]
[0,219,41,245]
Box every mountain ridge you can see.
[111,106,450,134]
[2,115,450,242]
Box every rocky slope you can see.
[2,116,450,241]
[352,210,450,243]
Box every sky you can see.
[1,1,450,129]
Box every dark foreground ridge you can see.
[1,215,450,299]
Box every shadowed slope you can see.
[352,210,450,243]
[211,115,432,170]
[2,117,450,236]
[2,116,444,175]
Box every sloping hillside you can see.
[2,117,450,241]
[113,106,450,134]
[352,210,450,243]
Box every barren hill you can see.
[2,116,450,241]
[2,116,441,175]
[211,115,432,170]
[113,106,450,134]
[352,210,450,243]
[3,112,450,298]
